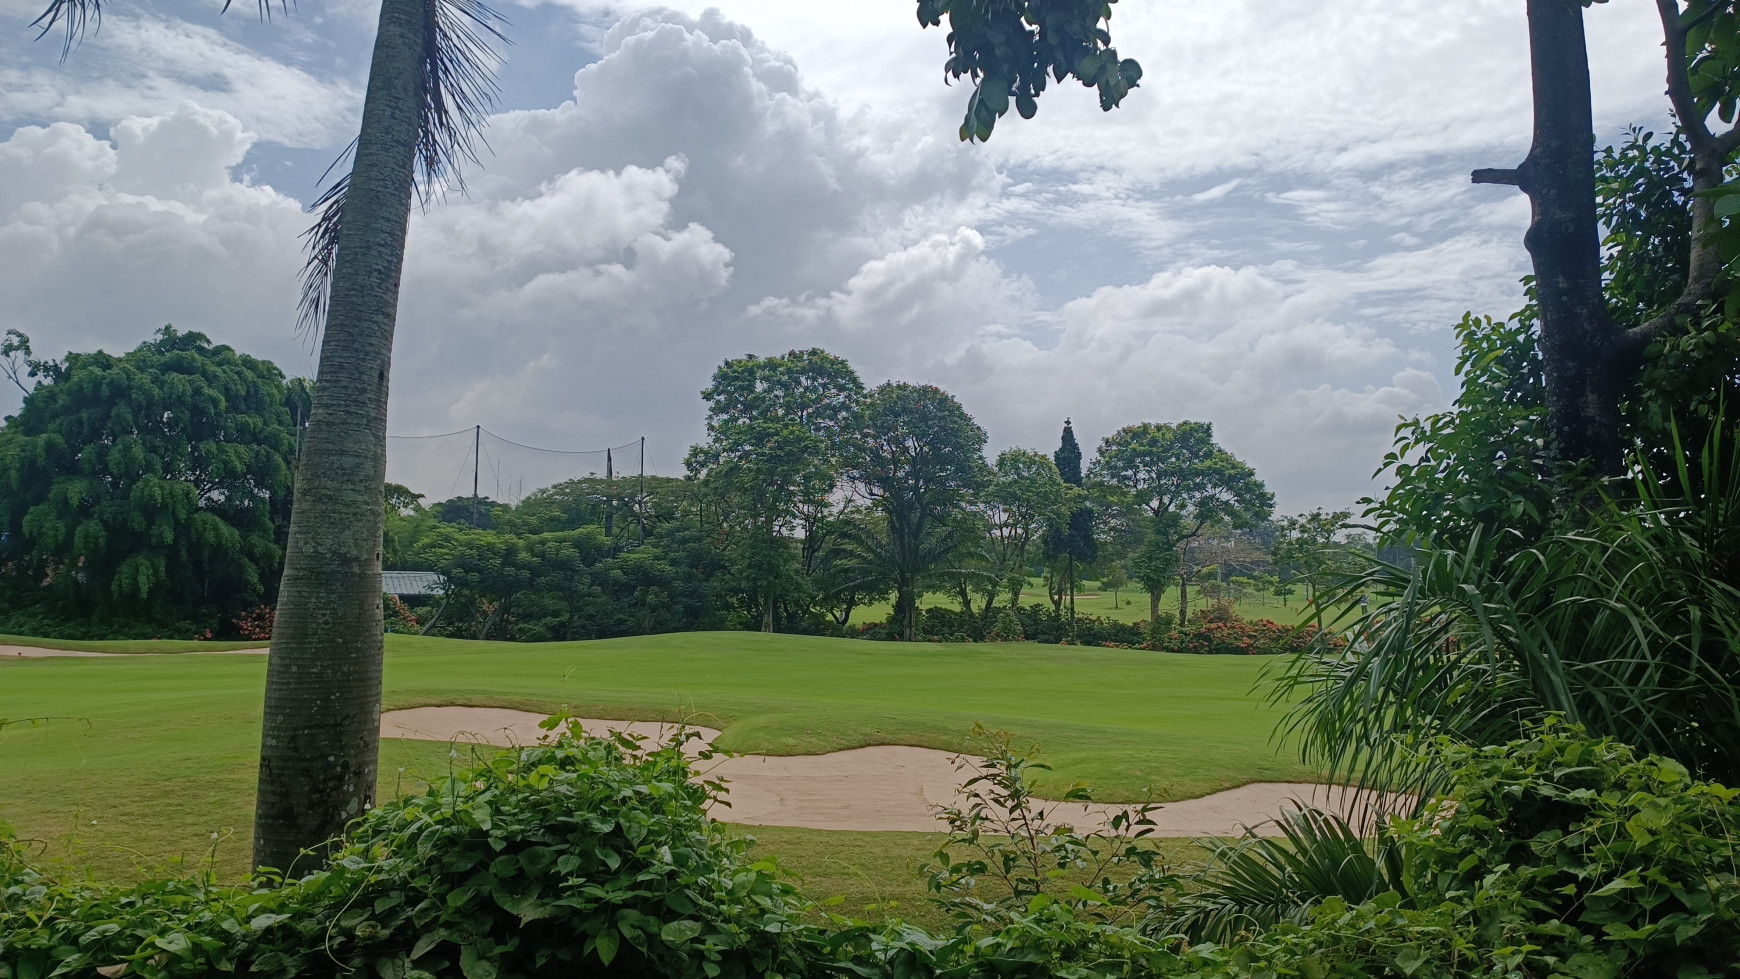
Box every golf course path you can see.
[1,644,269,658]
[381,706,1394,837]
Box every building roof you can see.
[383,571,446,597]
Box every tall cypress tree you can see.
[1055,419,1083,486]
[1048,419,1096,627]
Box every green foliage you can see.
[1161,805,1405,945]
[982,448,1072,609]
[1043,421,1098,600]
[1367,312,1553,549]
[843,383,989,641]
[1269,509,1355,604]
[915,0,1142,143]
[1596,128,1693,329]
[1,724,810,979]
[924,727,1169,927]
[1373,127,1733,551]
[688,350,864,631]
[1284,417,1740,794]
[0,327,299,637]
[1090,422,1272,624]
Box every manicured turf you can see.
[0,634,264,653]
[848,582,1319,628]
[0,631,1315,882]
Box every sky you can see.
[0,0,1677,510]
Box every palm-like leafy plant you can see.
[30,0,505,870]
[1158,805,1405,944]
[1275,420,1740,797]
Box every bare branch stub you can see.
[1471,168,1522,187]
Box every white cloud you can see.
[0,103,312,384]
[0,2,1691,512]
[0,13,359,148]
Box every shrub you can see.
[1151,611,1333,656]
[1,722,810,979]
[382,594,418,634]
[1158,721,1740,977]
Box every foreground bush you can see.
[6,721,1738,979]
[1,723,809,979]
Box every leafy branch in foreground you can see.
[925,725,1171,927]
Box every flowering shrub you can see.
[1147,605,1338,656]
[229,605,274,641]
[383,594,419,633]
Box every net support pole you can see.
[605,447,614,539]
[472,424,481,527]
[637,437,647,540]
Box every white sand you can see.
[381,706,1397,836]
[0,644,268,658]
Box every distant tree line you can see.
[0,335,1365,642]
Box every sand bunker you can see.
[1,644,268,658]
[381,706,1394,837]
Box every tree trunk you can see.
[761,590,774,633]
[1476,0,1622,473]
[1149,588,1159,626]
[1177,571,1189,626]
[253,0,424,874]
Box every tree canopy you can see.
[0,327,299,637]
[1091,421,1273,622]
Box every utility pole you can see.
[637,436,647,540]
[604,447,614,539]
[471,424,481,527]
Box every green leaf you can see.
[594,929,619,966]
[660,920,703,945]
[458,945,497,979]
[1393,944,1427,976]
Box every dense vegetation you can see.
[6,720,1737,979]
[0,328,302,640]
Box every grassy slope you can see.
[1,631,1313,883]
[848,583,1318,628]
[0,635,264,653]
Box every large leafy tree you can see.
[1089,421,1273,624]
[843,383,988,641]
[1269,509,1355,607]
[981,448,1071,610]
[0,327,297,635]
[686,350,863,632]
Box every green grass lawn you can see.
[1,631,1314,885]
[0,634,264,653]
[847,581,1320,628]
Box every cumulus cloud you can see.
[0,14,359,148]
[0,102,311,379]
[0,2,1688,511]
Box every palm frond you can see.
[33,0,293,62]
[1159,805,1404,944]
[1274,416,1740,795]
[31,0,100,60]
[296,0,507,336]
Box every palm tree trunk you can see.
[253,0,425,873]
